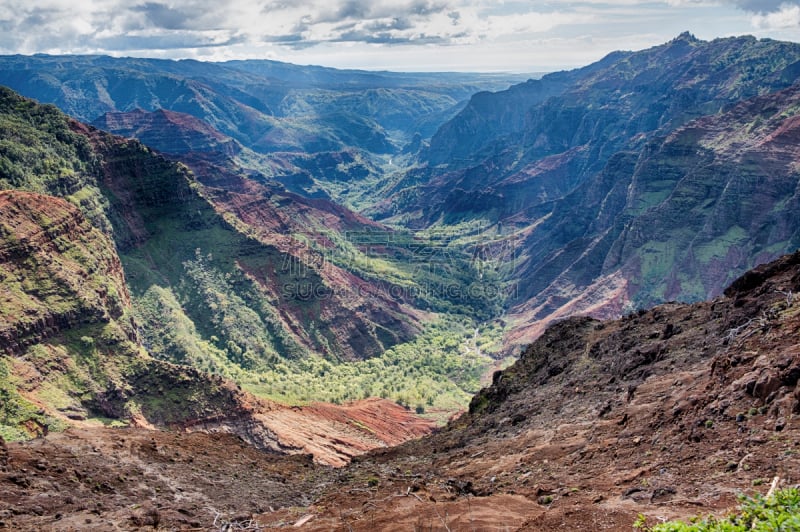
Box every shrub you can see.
[634,487,800,531]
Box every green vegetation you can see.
[0,163,147,441]
[180,251,285,369]
[97,137,317,367]
[0,86,112,233]
[134,285,240,378]
[129,215,509,412]
[694,226,748,265]
[242,318,506,413]
[309,224,510,320]
[634,488,800,531]
[0,357,67,441]
[0,319,139,440]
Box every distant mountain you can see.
[90,107,379,202]
[377,33,800,348]
[384,33,800,224]
[91,108,242,157]
[223,59,531,91]
[0,54,528,208]
[0,54,527,150]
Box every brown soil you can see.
[254,398,438,467]
[0,428,324,531]
[0,398,435,530]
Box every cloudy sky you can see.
[1,0,799,71]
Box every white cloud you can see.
[489,10,595,34]
[752,3,800,27]
[0,0,622,53]
[0,0,795,70]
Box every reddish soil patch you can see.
[255,398,438,466]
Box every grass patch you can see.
[635,487,800,531]
[242,317,502,413]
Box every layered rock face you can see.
[82,108,424,361]
[92,108,242,158]
[76,120,420,363]
[0,190,132,355]
[506,77,800,346]
[0,189,265,443]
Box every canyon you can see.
[1,33,800,529]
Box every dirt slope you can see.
[255,398,437,467]
[0,398,436,530]
[0,428,324,530]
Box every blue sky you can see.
[1,1,799,71]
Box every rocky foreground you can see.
[2,251,800,530]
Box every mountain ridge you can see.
[506,75,800,346]
[369,33,800,351]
